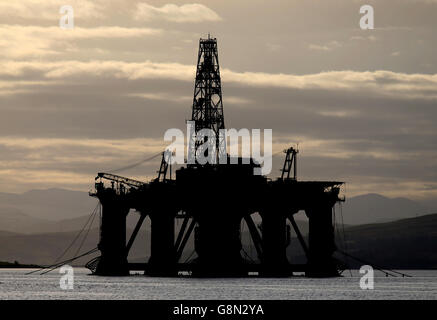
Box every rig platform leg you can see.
[147,211,177,276]
[306,205,338,277]
[260,211,291,277]
[95,192,130,276]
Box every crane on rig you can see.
[155,150,173,182]
[280,147,298,180]
[94,151,172,194]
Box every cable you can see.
[333,203,351,276]
[55,203,98,264]
[108,152,162,173]
[40,247,99,275]
[183,250,197,264]
[338,203,352,276]
[333,205,346,275]
[241,247,255,263]
[72,203,99,258]
[26,203,99,275]
[337,250,412,278]
[27,247,99,276]
[272,149,285,157]
[240,221,255,263]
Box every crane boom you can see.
[96,172,146,188]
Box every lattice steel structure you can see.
[190,35,226,164]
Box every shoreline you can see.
[0,262,41,269]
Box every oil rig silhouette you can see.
[87,36,344,277]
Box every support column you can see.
[260,211,290,276]
[96,192,129,276]
[306,205,337,277]
[147,211,177,276]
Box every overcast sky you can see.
[0,0,436,207]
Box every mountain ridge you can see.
[0,188,434,234]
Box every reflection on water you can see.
[0,268,436,300]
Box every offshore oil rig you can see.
[87,36,344,277]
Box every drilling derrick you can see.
[179,36,258,276]
[190,35,226,163]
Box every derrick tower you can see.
[190,35,226,163]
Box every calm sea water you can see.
[0,268,436,300]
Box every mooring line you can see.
[25,204,99,275]
[39,247,99,275]
[337,250,412,278]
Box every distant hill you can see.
[0,227,143,266]
[0,205,57,234]
[340,193,431,225]
[0,228,101,266]
[287,213,437,269]
[336,213,437,269]
[0,206,100,234]
[0,188,97,221]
